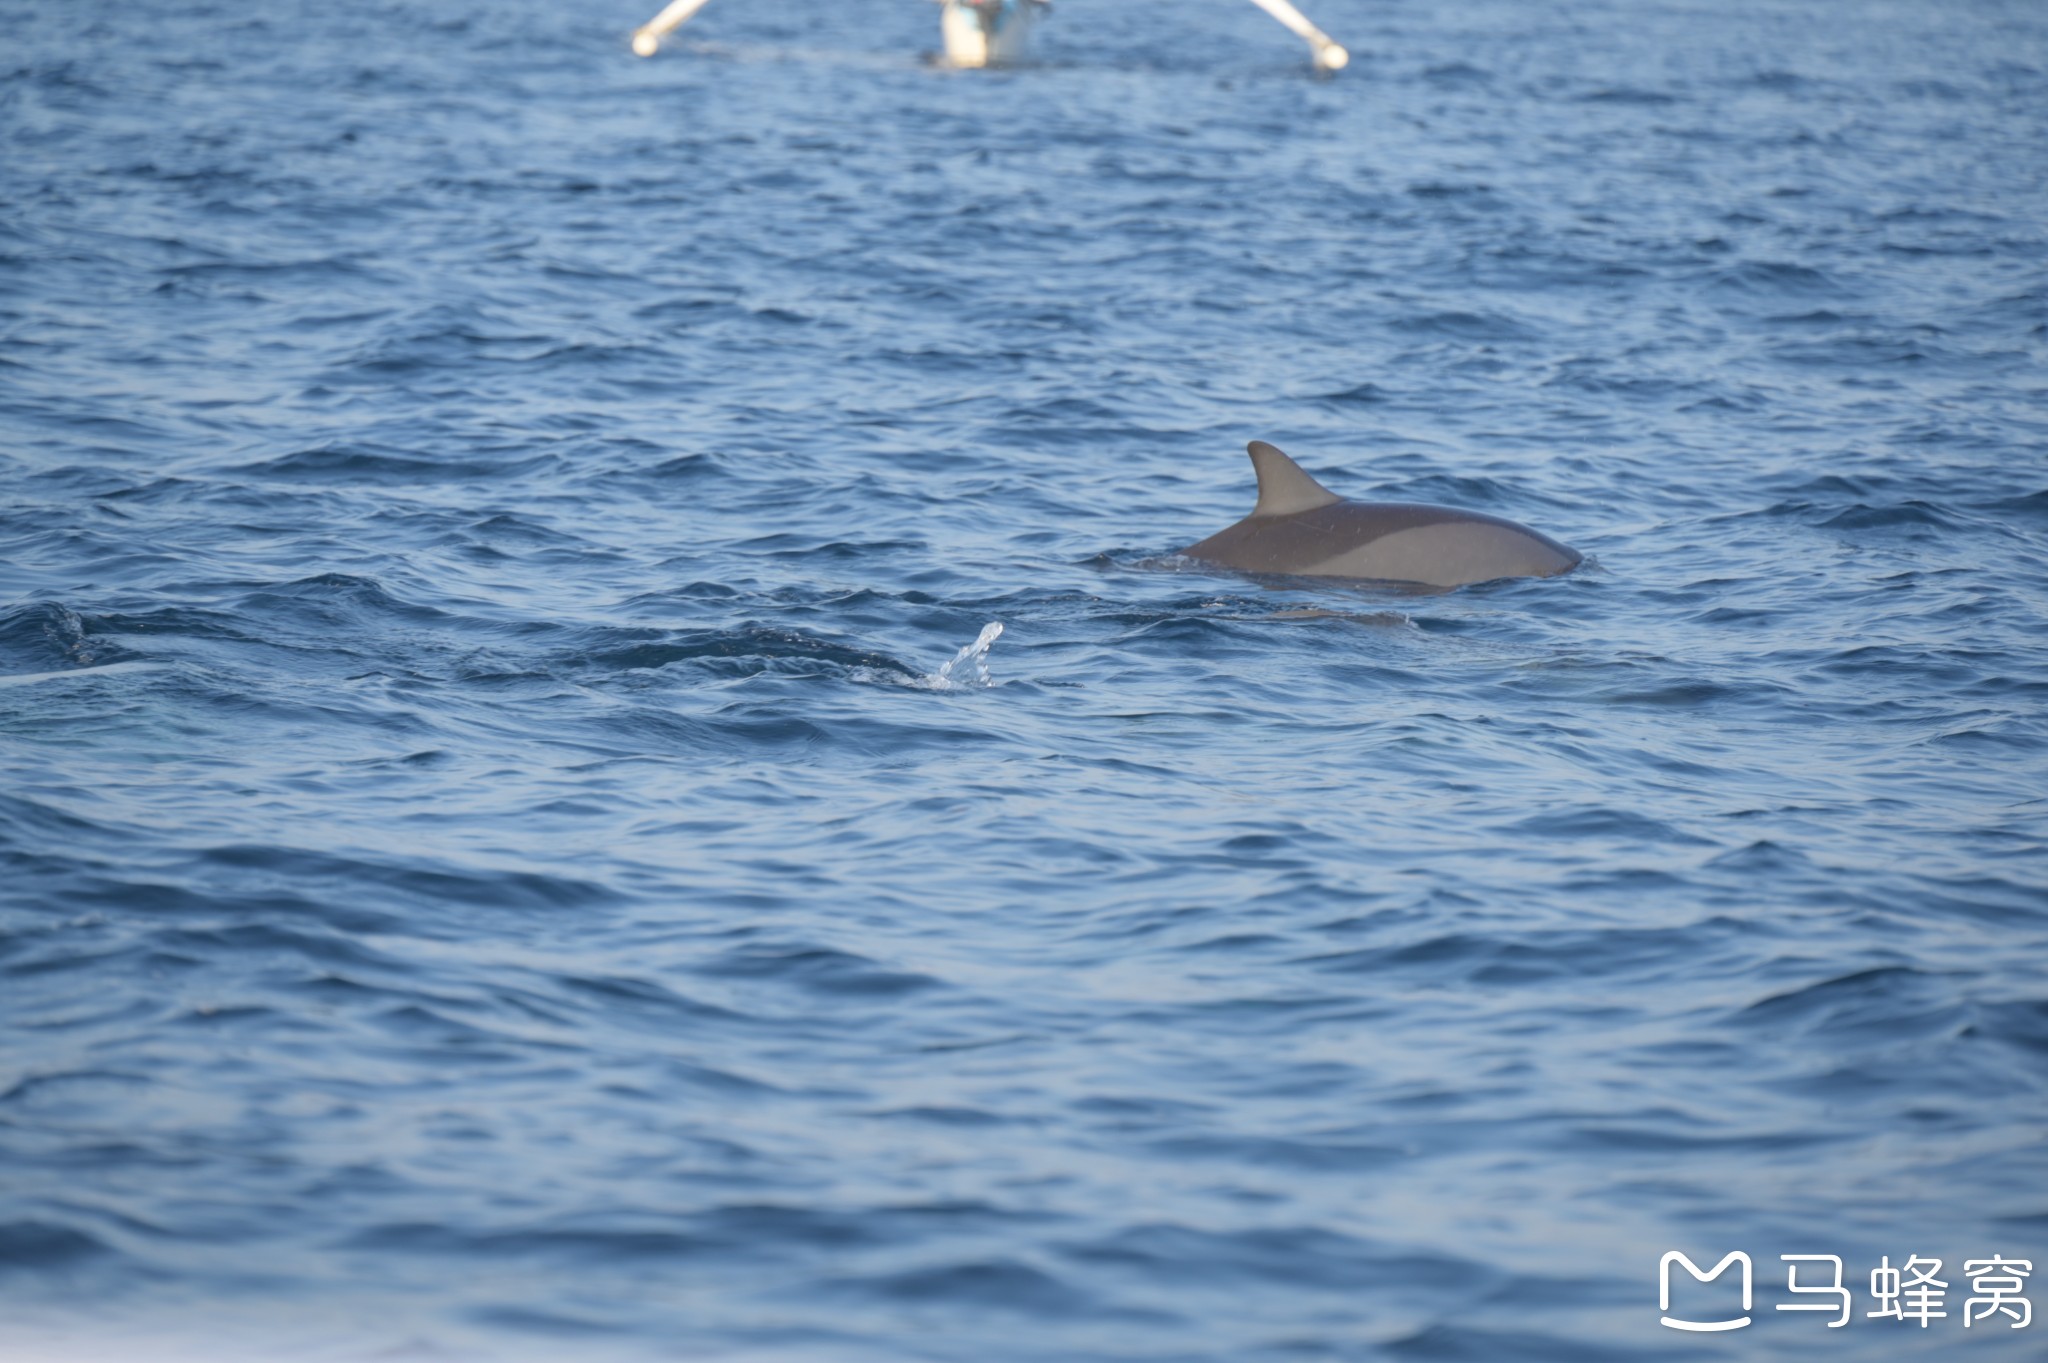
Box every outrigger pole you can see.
[630,0,1348,72]
[631,0,715,56]
[1244,0,1348,70]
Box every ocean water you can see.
[3,0,2046,1359]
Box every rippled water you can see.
[4,0,2046,1359]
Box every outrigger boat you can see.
[632,0,1348,73]
[938,0,1048,70]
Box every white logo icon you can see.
[1660,1251,1753,1332]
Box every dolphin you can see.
[1180,441,1582,588]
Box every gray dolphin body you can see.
[1180,441,1582,588]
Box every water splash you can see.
[931,622,1004,690]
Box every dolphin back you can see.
[1181,442,1581,588]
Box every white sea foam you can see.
[927,621,1003,690]
[0,661,162,688]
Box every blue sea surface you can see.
[3,0,2046,1359]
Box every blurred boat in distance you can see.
[938,0,1048,70]
[631,0,1348,73]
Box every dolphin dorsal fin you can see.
[1247,441,1341,517]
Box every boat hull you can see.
[940,0,1041,68]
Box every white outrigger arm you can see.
[631,0,715,56]
[632,0,1347,73]
[1245,0,1348,71]
[633,0,1042,68]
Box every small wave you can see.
[1388,309,1536,342]
[233,443,553,484]
[1735,965,1958,1038]
[1971,999,2048,1058]
[345,1220,711,1264]
[0,1220,109,1267]
[583,622,917,683]
[1421,62,1491,85]
[0,602,109,672]
[1309,381,1391,405]
[1575,85,1680,105]
[0,660,160,688]
[695,943,943,997]
[1704,260,1843,296]
[1975,488,2048,524]
[826,1259,1098,1314]
[468,1306,627,1337]
[1740,69,1815,92]
[1817,500,1959,531]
